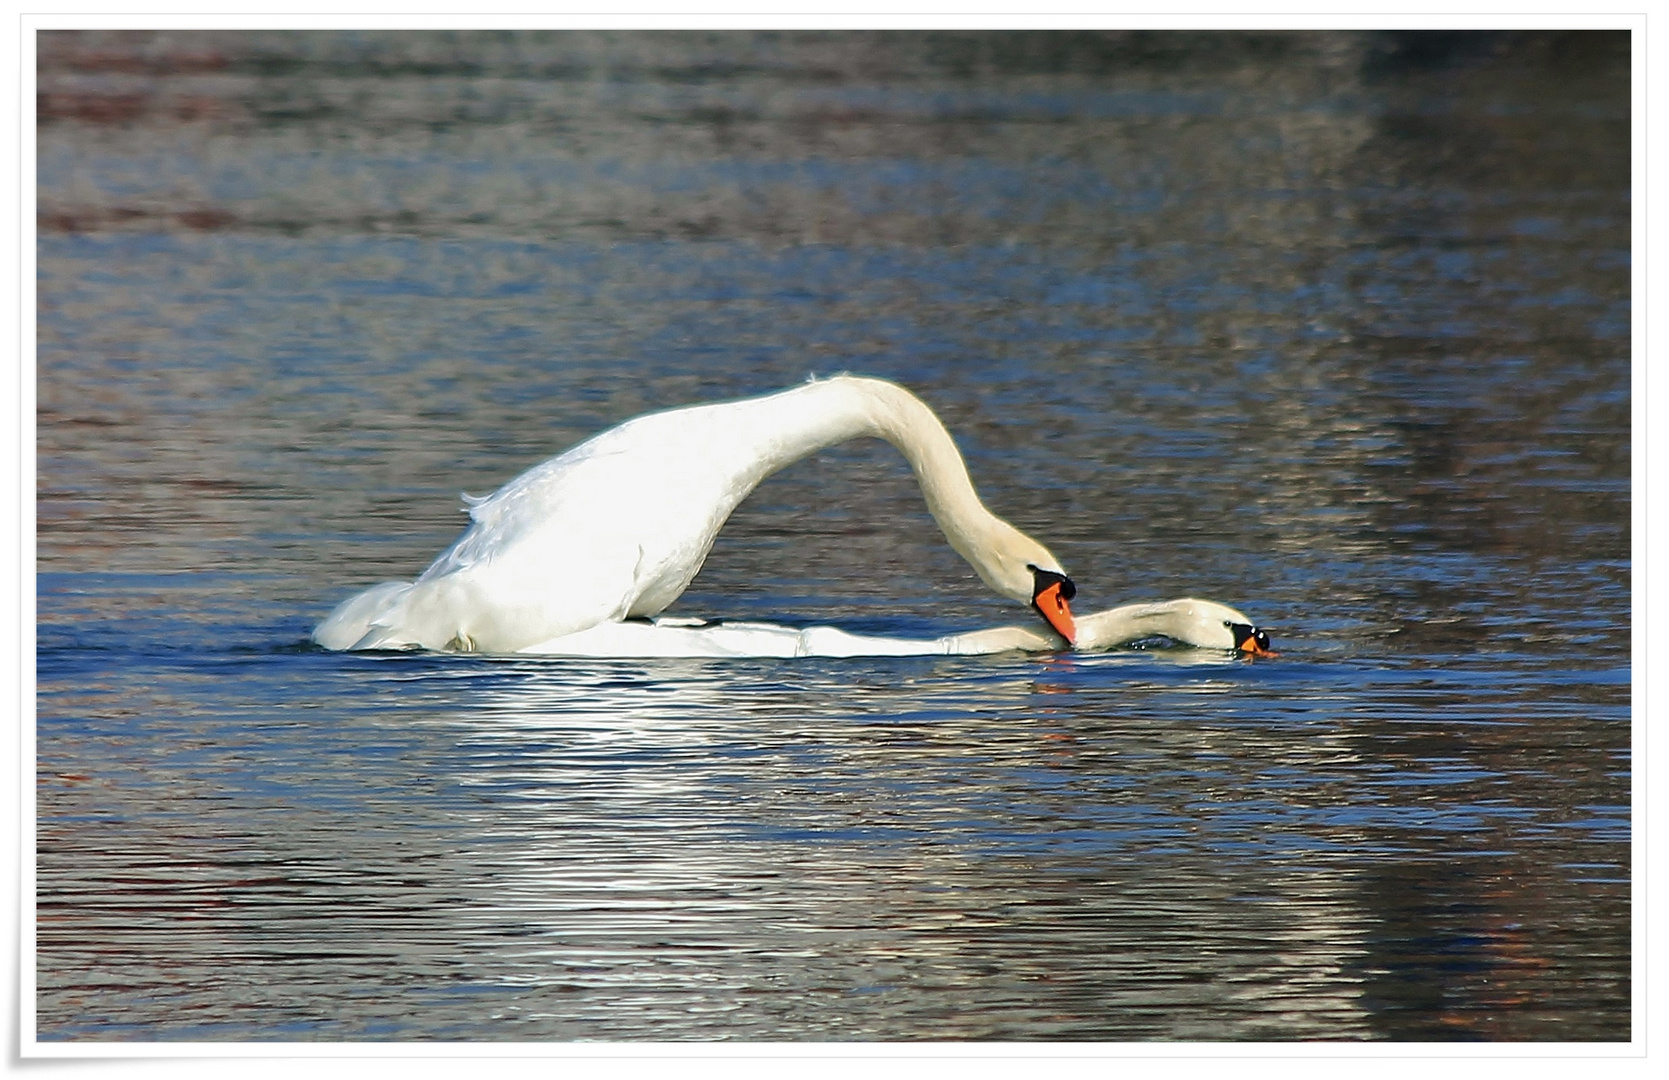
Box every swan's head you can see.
[944,515,1076,645]
[1229,622,1277,657]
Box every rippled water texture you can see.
[35,30,1630,1042]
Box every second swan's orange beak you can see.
[1030,569,1077,647]
[1230,623,1279,658]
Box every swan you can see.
[516,598,1277,659]
[313,376,1079,653]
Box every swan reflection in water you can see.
[400,648,1366,1040]
[313,376,1274,660]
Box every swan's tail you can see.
[311,581,413,650]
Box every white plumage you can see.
[314,376,1074,653]
[515,598,1272,658]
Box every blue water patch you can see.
[35,28,1630,1043]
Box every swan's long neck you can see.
[736,376,1049,602]
[941,598,1257,654]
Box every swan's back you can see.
[317,382,875,652]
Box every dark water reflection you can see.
[36,30,1629,1041]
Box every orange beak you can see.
[1033,581,1077,646]
[1235,627,1279,658]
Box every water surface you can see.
[35,30,1630,1042]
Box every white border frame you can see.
[10,8,1653,1074]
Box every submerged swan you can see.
[519,598,1277,659]
[315,376,1078,653]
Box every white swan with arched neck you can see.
[313,376,1079,653]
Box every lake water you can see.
[33,30,1631,1042]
